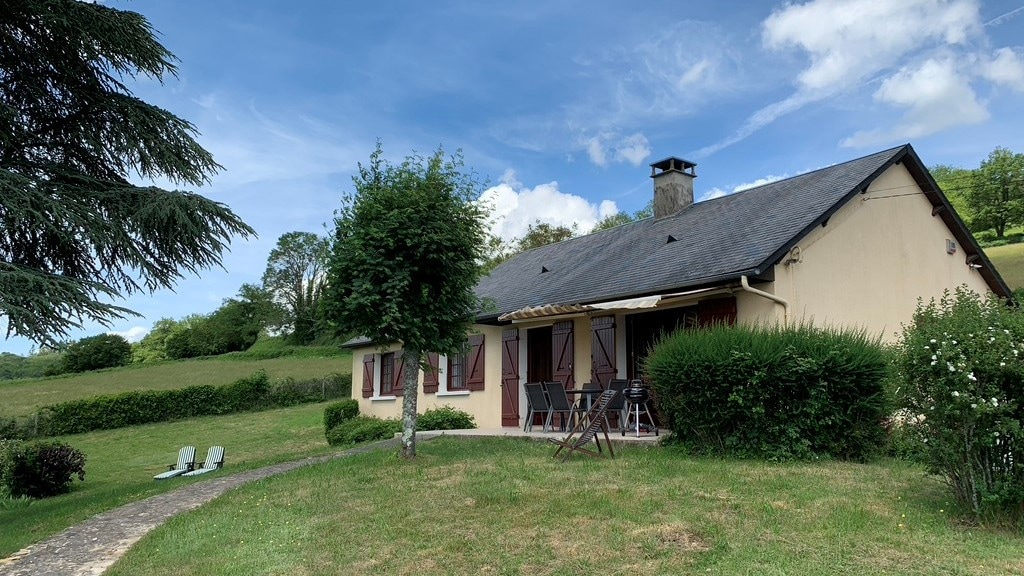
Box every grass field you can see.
[986,242,1024,290]
[0,353,351,417]
[105,437,1024,576]
[0,401,339,557]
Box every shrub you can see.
[645,323,890,461]
[324,399,360,436]
[60,334,132,373]
[1,440,86,498]
[896,287,1024,524]
[219,369,270,412]
[326,416,400,446]
[417,405,476,431]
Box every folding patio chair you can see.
[523,383,550,432]
[182,446,225,477]
[153,446,196,480]
[549,389,617,462]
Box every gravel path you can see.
[0,437,404,576]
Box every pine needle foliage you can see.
[0,0,255,345]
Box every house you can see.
[346,144,1011,429]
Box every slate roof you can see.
[475,144,1010,321]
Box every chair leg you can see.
[523,407,533,432]
[544,410,554,433]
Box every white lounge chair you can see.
[182,446,225,477]
[153,446,196,480]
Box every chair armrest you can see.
[196,461,206,468]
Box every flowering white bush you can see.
[898,287,1023,524]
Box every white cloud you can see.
[580,132,652,168]
[698,173,789,201]
[842,58,989,147]
[763,0,979,93]
[699,187,729,201]
[734,174,789,192]
[614,133,652,166]
[586,137,607,167]
[479,171,618,242]
[701,0,998,155]
[981,47,1024,91]
[109,326,149,343]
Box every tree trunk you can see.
[400,347,421,458]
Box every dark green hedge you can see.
[22,371,349,437]
[645,323,891,461]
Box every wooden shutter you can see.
[392,350,406,396]
[590,316,616,388]
[466,334,485,391]
[501,329,520,426]
[361,354,375,398]
[552,320,574,389]
[423,352,440,394]
[698,297,737,327]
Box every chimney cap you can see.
[650,156,697,178]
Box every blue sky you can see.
[5,0,1024,355]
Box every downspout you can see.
[740,275,791,324]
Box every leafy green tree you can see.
[930,164,974,226]
[61,333,132,373]
[515,220,578,252]
[261,232,328,344]
[591,200,654,232]
[324,145,489,458]
[131,318,180,364]
[970,148,1024,238]
[0,0,255,346]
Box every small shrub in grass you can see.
[1,440,86,498]
[645,322,890,461]
[897,287,1024,525]
[417,405,476,431]
[323,399,359,436]
[326,416,400,446]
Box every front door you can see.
[527,326,552,382]
[500,328,520,427]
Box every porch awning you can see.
[497,287,727,322]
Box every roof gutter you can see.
[740,275,791,324]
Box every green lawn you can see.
[986,242,1024,290]
[0,401,339,557]
[0,353,351,417]
[106,438,1023,576]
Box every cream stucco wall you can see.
[348,324,506,428]
[758,162,990,341]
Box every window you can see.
[448,350,467,390]
[380,352,395,395]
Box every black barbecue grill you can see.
[622,382,657,437]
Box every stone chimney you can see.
[650,157,697,219]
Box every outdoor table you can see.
[564,388,604,414]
